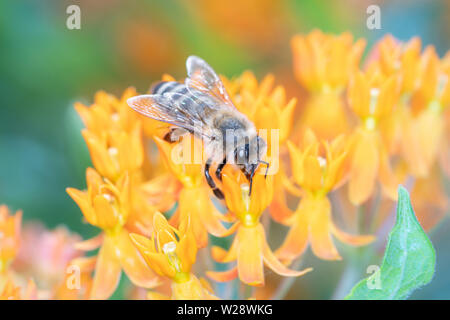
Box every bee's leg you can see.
[246,164,258,196]
[205,159,224,200]
[215,157,227,181]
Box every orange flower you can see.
[0,278,37,300]
[223,71,297,222]
[410,166,448,231]
[401,46,450,177]
[276,130,374,262]
[364,36,423,154]
[224,71,297,149]
[441,105,450,177]
[297,91,351,141]
[82,122,144,182]
[67,168,130,231]
[367,35,422,94]
[292,30,366,92]
[0,205,22,272]
[130,212,217,300]
[411,46,450,114]
[207,167,312,286]
[75,88,140,135]
[75,87,166,183]
[291,30,365,140]
[347,65,400,204]
[153,136,228,248]
[12,224,82,291]
[54,257,95,300]
[67,168,159,299]
[74,87,164,235]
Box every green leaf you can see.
[345,186,436,300]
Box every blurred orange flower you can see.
[347,65,400,204]
[402,46,450,177]
[0,205,22,272]
[224,72,297,148]
[0,278,37,300]
[75,88,140,135]
[291,30,366,140]
[276,130,374,261]
[13,224,82,292]
[292,30,366,91]
[82,123,144,183]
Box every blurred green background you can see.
[0,0,449,299]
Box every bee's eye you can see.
[235,146,247,164]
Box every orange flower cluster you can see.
[1,30,448,300]
[64,31,448,299]
[291,31,449,231]
[0,205,91,300]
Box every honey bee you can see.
[127,56,268,199]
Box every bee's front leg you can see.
[205,159,224,200]
[215,157,227,181]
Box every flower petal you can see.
[237,225,264,286]
[264,244,313,278]
[348,129,379,205]
[176,227,197,274]
[74,233,104,251]
[331,224,375,246]
[114,229,160,289]
[211,236,238,263]
[308,197,342,260]
[222,173,246,215]
[275,206,309,263]
[90,235,122,300]
[66,188,97,226]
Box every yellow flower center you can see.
[369,88,379,115]
[100,189,127,235]
[111,113,120,122]
[162,241,190,283]
[238,184,260,227]
[364,117,377,131]
[241,184,251,212]
[108,147,118,157]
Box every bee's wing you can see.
[127,93,214,139]
[185,55,236,110]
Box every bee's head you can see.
[234,135,267,185]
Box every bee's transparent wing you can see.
[127,93,214,139]
[185,55,236,110]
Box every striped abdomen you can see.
[152,81,188,96]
